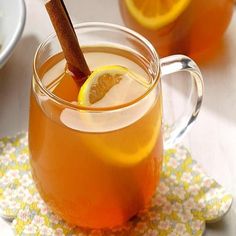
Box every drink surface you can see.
[120,0,234,61]
[29,46,163,228]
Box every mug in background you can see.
[119,0,234,61]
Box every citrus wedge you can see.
[125,0,191,29]
[77,64,160,166]
[78,64,147,107]
[86,126,160,166]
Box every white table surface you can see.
[0,0,236,235]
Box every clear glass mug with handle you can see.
[29,22,203,228]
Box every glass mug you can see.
[119,0,234,61]
[29,22,203,229]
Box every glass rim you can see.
[33,22,161,111]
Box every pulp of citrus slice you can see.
[124,0,191,29]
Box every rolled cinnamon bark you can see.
[45,0,90,84]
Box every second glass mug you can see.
[119,0,234,61]
[29,22,203,229]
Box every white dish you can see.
[0,0,26,68]
[0,217,13,236]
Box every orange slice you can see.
[78,65,147,107]
[77,65,159,166]
[125,0,191,29]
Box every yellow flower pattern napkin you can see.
[0,133,233,236]
[0,133,35,219]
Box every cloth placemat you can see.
[0,133,233,236]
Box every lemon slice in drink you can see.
[78,65,147,107]
[77,65,161,166]
[125,0,191,29]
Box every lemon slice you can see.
[91,120,161,166]
[78,65,147,107]
[77,64,160,166]
[125,0,191,29]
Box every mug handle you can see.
[160,55,204,149]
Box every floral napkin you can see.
[0,133,233,236]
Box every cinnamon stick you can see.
[45,0,90,84]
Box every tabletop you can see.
[0,0,236,235]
